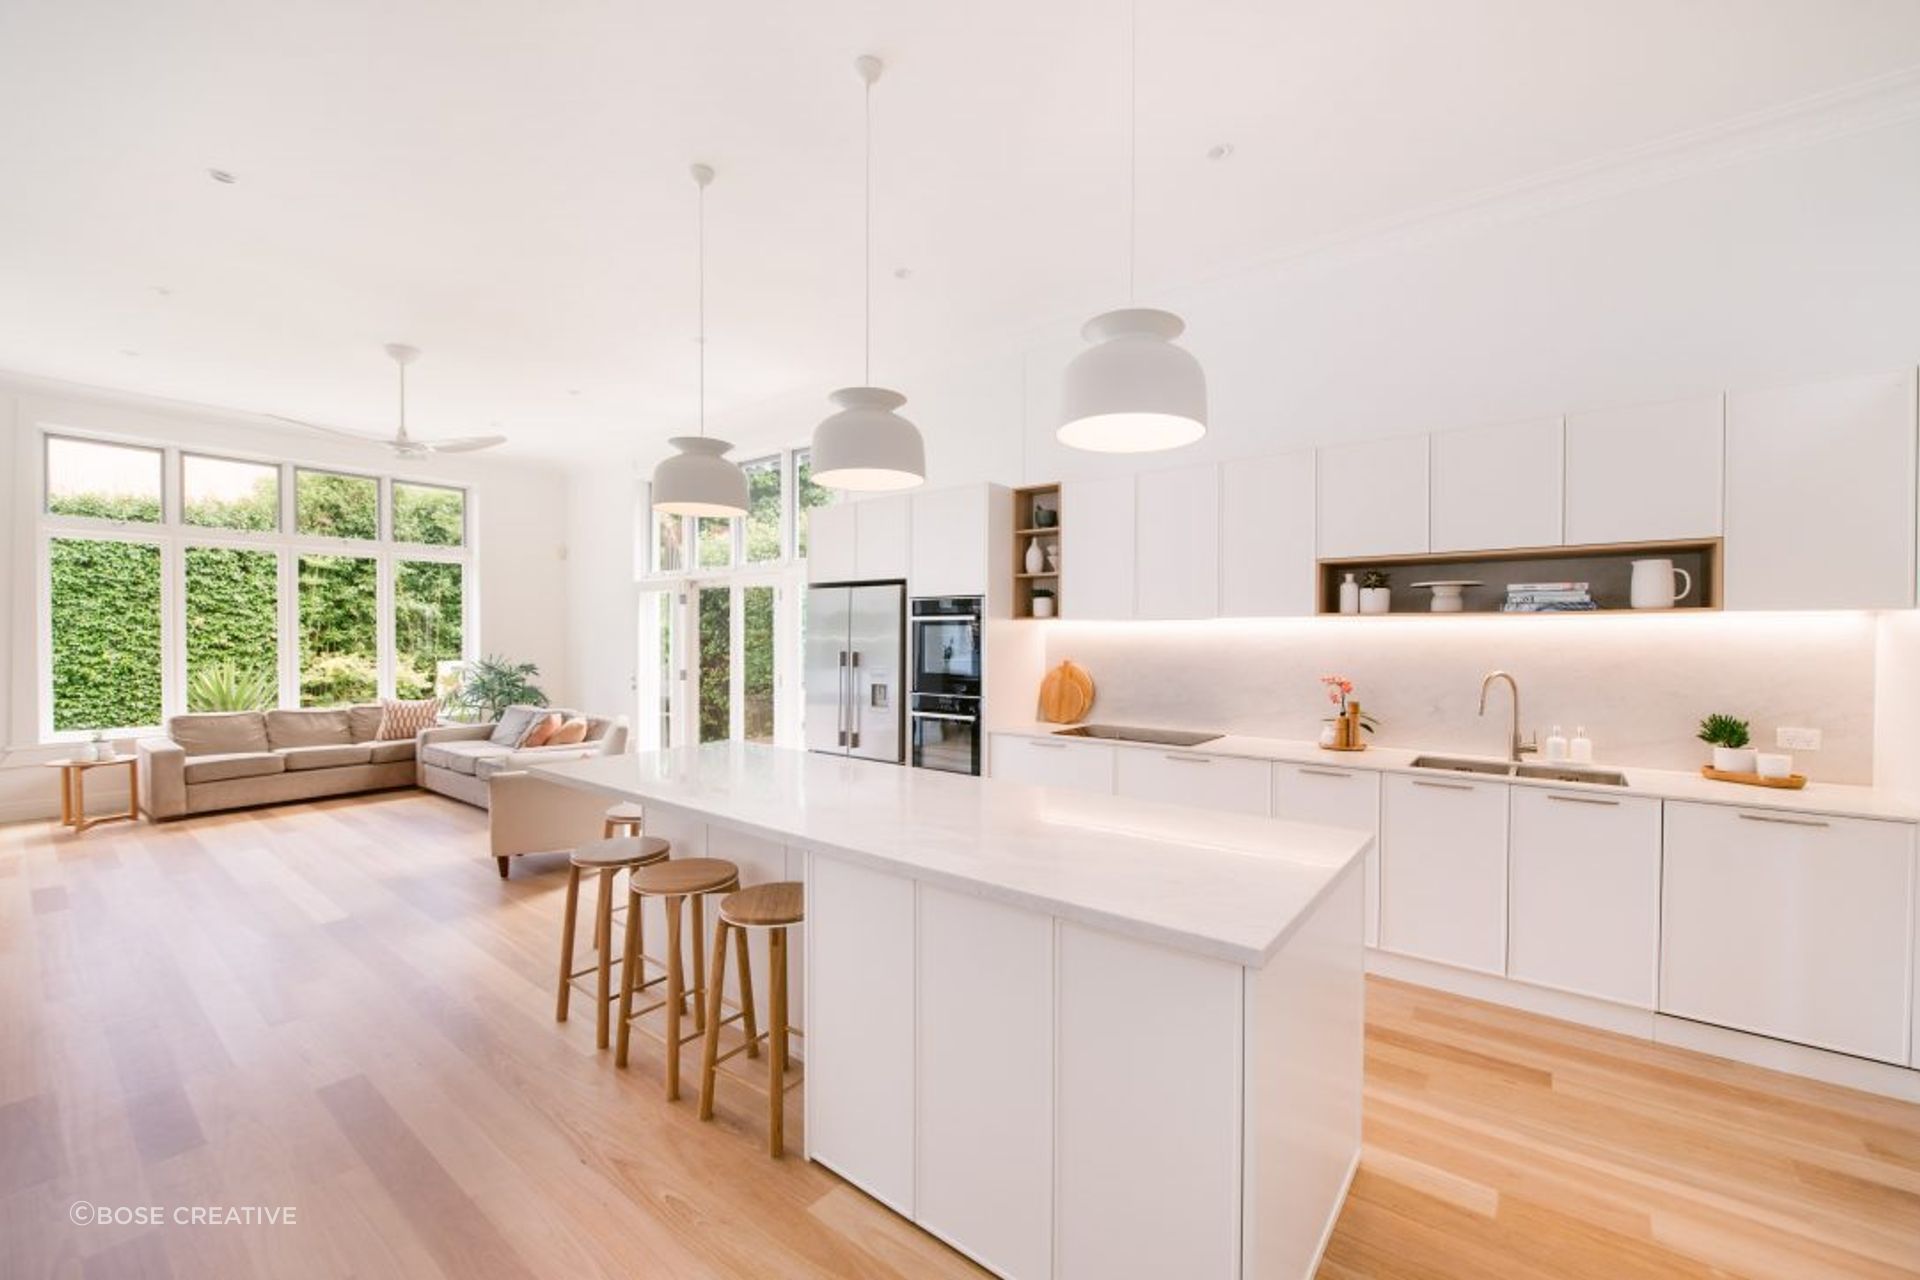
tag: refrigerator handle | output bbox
[848,650,862,749]
[837,650,850,746]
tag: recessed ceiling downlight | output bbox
[207,168,237,184]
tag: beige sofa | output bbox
[416,706,628,810]
[138,704,416,820]
[486,769,620,878]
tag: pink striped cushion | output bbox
[375,698,440,741]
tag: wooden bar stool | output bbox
[615,857,743,1100]
[602,801,646,840]
[698,881,805,1157]
[555,835,670,1050]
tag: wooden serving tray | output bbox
[1321,743,1370,753]
[1700,766,1807,790]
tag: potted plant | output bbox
[1698,713,1755,773]
[448,655,548,723]
[1318,674,1379,749]
[1359,570,1391,615]
[1030,587,1056,619]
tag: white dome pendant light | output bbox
[1057,0,1207,453]
[653,163,750,517]
[810,55,926,492]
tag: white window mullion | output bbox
[375,553,396,702]
[161,536,186,721]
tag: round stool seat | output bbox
[604,801,646,824]
[570,835,671,869]
[630,857,739,897]
[720,882,805,929]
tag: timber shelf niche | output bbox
[1315,538,1723,616]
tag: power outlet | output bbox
[1776,726,1822,751]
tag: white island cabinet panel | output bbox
[1116,748,1269,816]
[708,825,805,1036]
[1135,463,1220,619]
[988,734,1115,794]
[806,854,916,1214]
[1272,763,1381,947]
[1507,789,1661,1007]
[1318,435,1428,558]
[1726,369,1917,610]
[1380,774,1509,974]
[1564,394,1723,544]
[1661,802,1914,1064]
[1221,450,1317,617]
[916,887,1053,1280]
[1430,417,1564,553]
[1061,475,1136,619]
[1056,921,1244,1280]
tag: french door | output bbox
[641,576,797,749]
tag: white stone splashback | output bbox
[1041,612,1879,783]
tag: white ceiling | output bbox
[3,0,1918,463]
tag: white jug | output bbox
[1629,558,1693,610]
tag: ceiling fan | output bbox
[272,343,507,456]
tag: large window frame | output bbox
[35,427,475,740]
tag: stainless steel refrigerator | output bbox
[805,581,906,763]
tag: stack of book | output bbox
[1503,581,1597,612]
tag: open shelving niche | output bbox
[1315,538,1723,616]
[1012,483,1062,619]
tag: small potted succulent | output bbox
[1030,586,1056,619]
[1698,713,1755,773]
[1359,570,1391,615]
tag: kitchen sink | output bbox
[1052,724,1224,747]
[1409,754,1628,787]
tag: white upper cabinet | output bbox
[1061,475,1135,620]
[910,485,988,597]
[807,502,859,583]
[1318,435,1428,558]
[1221,450,1316,616]
[1725,369,1917,610]
[1564,394,1723,544]
[1135,464,1220,619]
[1429,417,1564,552]
[854,494,911,581]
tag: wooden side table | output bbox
[45,756,140,834]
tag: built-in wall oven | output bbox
[910,595,983,775]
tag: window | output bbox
[183,454,278,531]
[393,481,464,546]
[185,546,279,711]
[296,468,379,540]
[697,585,731,742]
[742,585,776,743]
[697,517,733,569]
[653,508,685,574]
[742,456,783,564]
[794,448,832,559]
[46,436,162,522]
[298,554,378,706]
[394,561,464,698]
[48,537,163,730]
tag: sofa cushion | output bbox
[421,740,512,775]
[489,705,548,747]
[365,739,417,764]
[347,703,385,743]
[376,697,440,741]
[169,712,270,757]
[266,708,353,750]
[521,712,562,748]
[474,745,595,780]
[278,743,373,771]
[548,717,588,746]
[183,751,286,784]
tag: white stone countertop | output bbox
[529,743,1371,968]
[988,723,1920,822]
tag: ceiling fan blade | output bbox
[422,435,508,454]
[266,413,392,445]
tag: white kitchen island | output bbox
[531,743,1370,1280]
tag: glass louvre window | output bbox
[46,437,162,522]
[183,455,278,531]
[48,537,163,730]
[296,469,379,540]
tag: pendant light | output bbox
[653,163,750,517]
[810,54,926,491]
[1057,0,1207,453]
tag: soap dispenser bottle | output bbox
[1338,573,1360,615]
[1569,726,1593,764]
[1544,725,1569,763]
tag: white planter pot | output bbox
[1031,597,1055,618]
[1711,746,1757,773]
[1359,587,1390,615]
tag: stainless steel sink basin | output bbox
[1409,754,1628,787]
[1052,724,1224,747]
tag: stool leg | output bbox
[698,919,730,1121]
[594,869,616,1049]
[615,888,644,1067]
[664,894,684,1100]
[734,925,759,1059]
[690,893,708,1035]
[769,927,789,1157]
[555,865,582,1022]
[602,818,616,840]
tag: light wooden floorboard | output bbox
[2,791,1916,1279]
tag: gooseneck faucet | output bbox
[1478,670,1537,763]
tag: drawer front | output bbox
[1273,764,1382,946]
[1115,749,1270,816]
[1380,774,1510,974]
[987,735,1116,795]
[1661,802,1915,1063]
[1507,788,1661,1007]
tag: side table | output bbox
[45,756,140,834]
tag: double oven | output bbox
[909,595,983,776]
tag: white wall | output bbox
[564,461,644,730]
[0,373,571,821]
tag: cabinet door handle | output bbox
[1738,811,1830,828]
[1548,793,1620,807]
[1412,779,1475,792]
[1298,767,1354,779]
[1029,740,1068,750]
[1163,754,1212,764]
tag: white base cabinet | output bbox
[1507,788,1661,1007]
[1116,748,1269,815]
[988,734,1115,794]
[1272,763,1381,947]
[1380,774,1508,974]
[1661,802,1915,1064]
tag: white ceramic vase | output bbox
[1359,587,1390,615]
[1024,539,1044,575]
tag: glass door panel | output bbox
[697,585,731,743]
[743,585,776,743]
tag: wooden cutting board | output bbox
[1037,660,1095,724]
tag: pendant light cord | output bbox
[396,358,408,442]
[697,173,707,437]
[863,67,874,384]
[1127,0,1138,304]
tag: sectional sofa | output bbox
[416,706,628,809]
[138,703,418,820]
